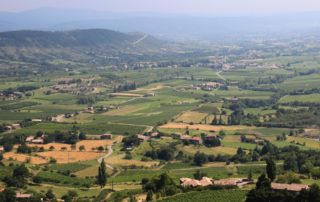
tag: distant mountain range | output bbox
[1,8,320,40]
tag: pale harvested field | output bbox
[104,105,142,116]
[175,111,208,124]
[133,84,166,92]
[37,151,103,164]
[180,145,237,155]
[28,139,116,152]
[59,113,93,123]
[287,136,320,149]
[106,154,159,168]
[109,93,143,97]
[3,152,48,164]
[160,123,255,131]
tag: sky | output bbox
[1,0,320,15]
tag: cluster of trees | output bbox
[44,129,86,144]
[113,82,137,92]
[202,136,221,147]
[145,146,176,161]
[142,173,178,201]
[3,164,30,188]
[122,135,141,149]
[77,95,96,105]
[1,85,39,96]
[247,173,320,202]
[58,79,82,85]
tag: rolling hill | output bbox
[0,29,168,67]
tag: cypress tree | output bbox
[98,159,107,188]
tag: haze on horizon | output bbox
[2,0,320,16]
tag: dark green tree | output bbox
[193,152,208,166]
[45,189,56,200]
[97,159,107,188]
[146,190,153,201]
[266,158,276,181]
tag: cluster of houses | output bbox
[0,91,24,101]
[100,133,112,140]
[173,133,219,145]
[192,82,221,91]
[4,123,21,131]
[84,105,119,114]
[180,177,253,188]
[25,135,45,144]
[180,177,310,192]
[51,83,95,95]
[137,132,161,142]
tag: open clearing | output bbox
[37,151,103,164]
[3,152,48,164]
[106,154,159,168]
[109,93,144,97]
[28,139,115,152]
[175,111,208,123]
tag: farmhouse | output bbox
[84,106,94,113]
[31,139,44,144]
[4,125,12,130]
[100,133,112,140]
[26,135,44,144]
[180,177,213,187]
[5,123,21,130]
[25,136,34,142]
[190,137,203,144]
[271,183,309,192]
[192,82,221,91]
[31,119,42,122]
[16,192,32,199]
[137,134,150,142]
[150,132,160,138]
[213,178,252,187]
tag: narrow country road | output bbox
[97,145,114,169]
[133,34,149,45]
[216,71,226,81]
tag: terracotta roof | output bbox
[271,183,309,192]
[25,136,34,142]
[137,134,150,141]
[16,193,32,198]
[180,177,213,187]
[180,135,191,140]
[213,178,243,186]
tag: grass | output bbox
[175,111,208,124]
[279,94,320,103]
[36,171,94,186]
[50,162,91,173]
[158,189,248,202]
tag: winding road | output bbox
[97,145,114,169]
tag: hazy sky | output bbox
[1,0,320,15]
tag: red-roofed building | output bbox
[100,133,112,140]
[271,183,309,192]
[190,136,203,145]
[16,192,32,199]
